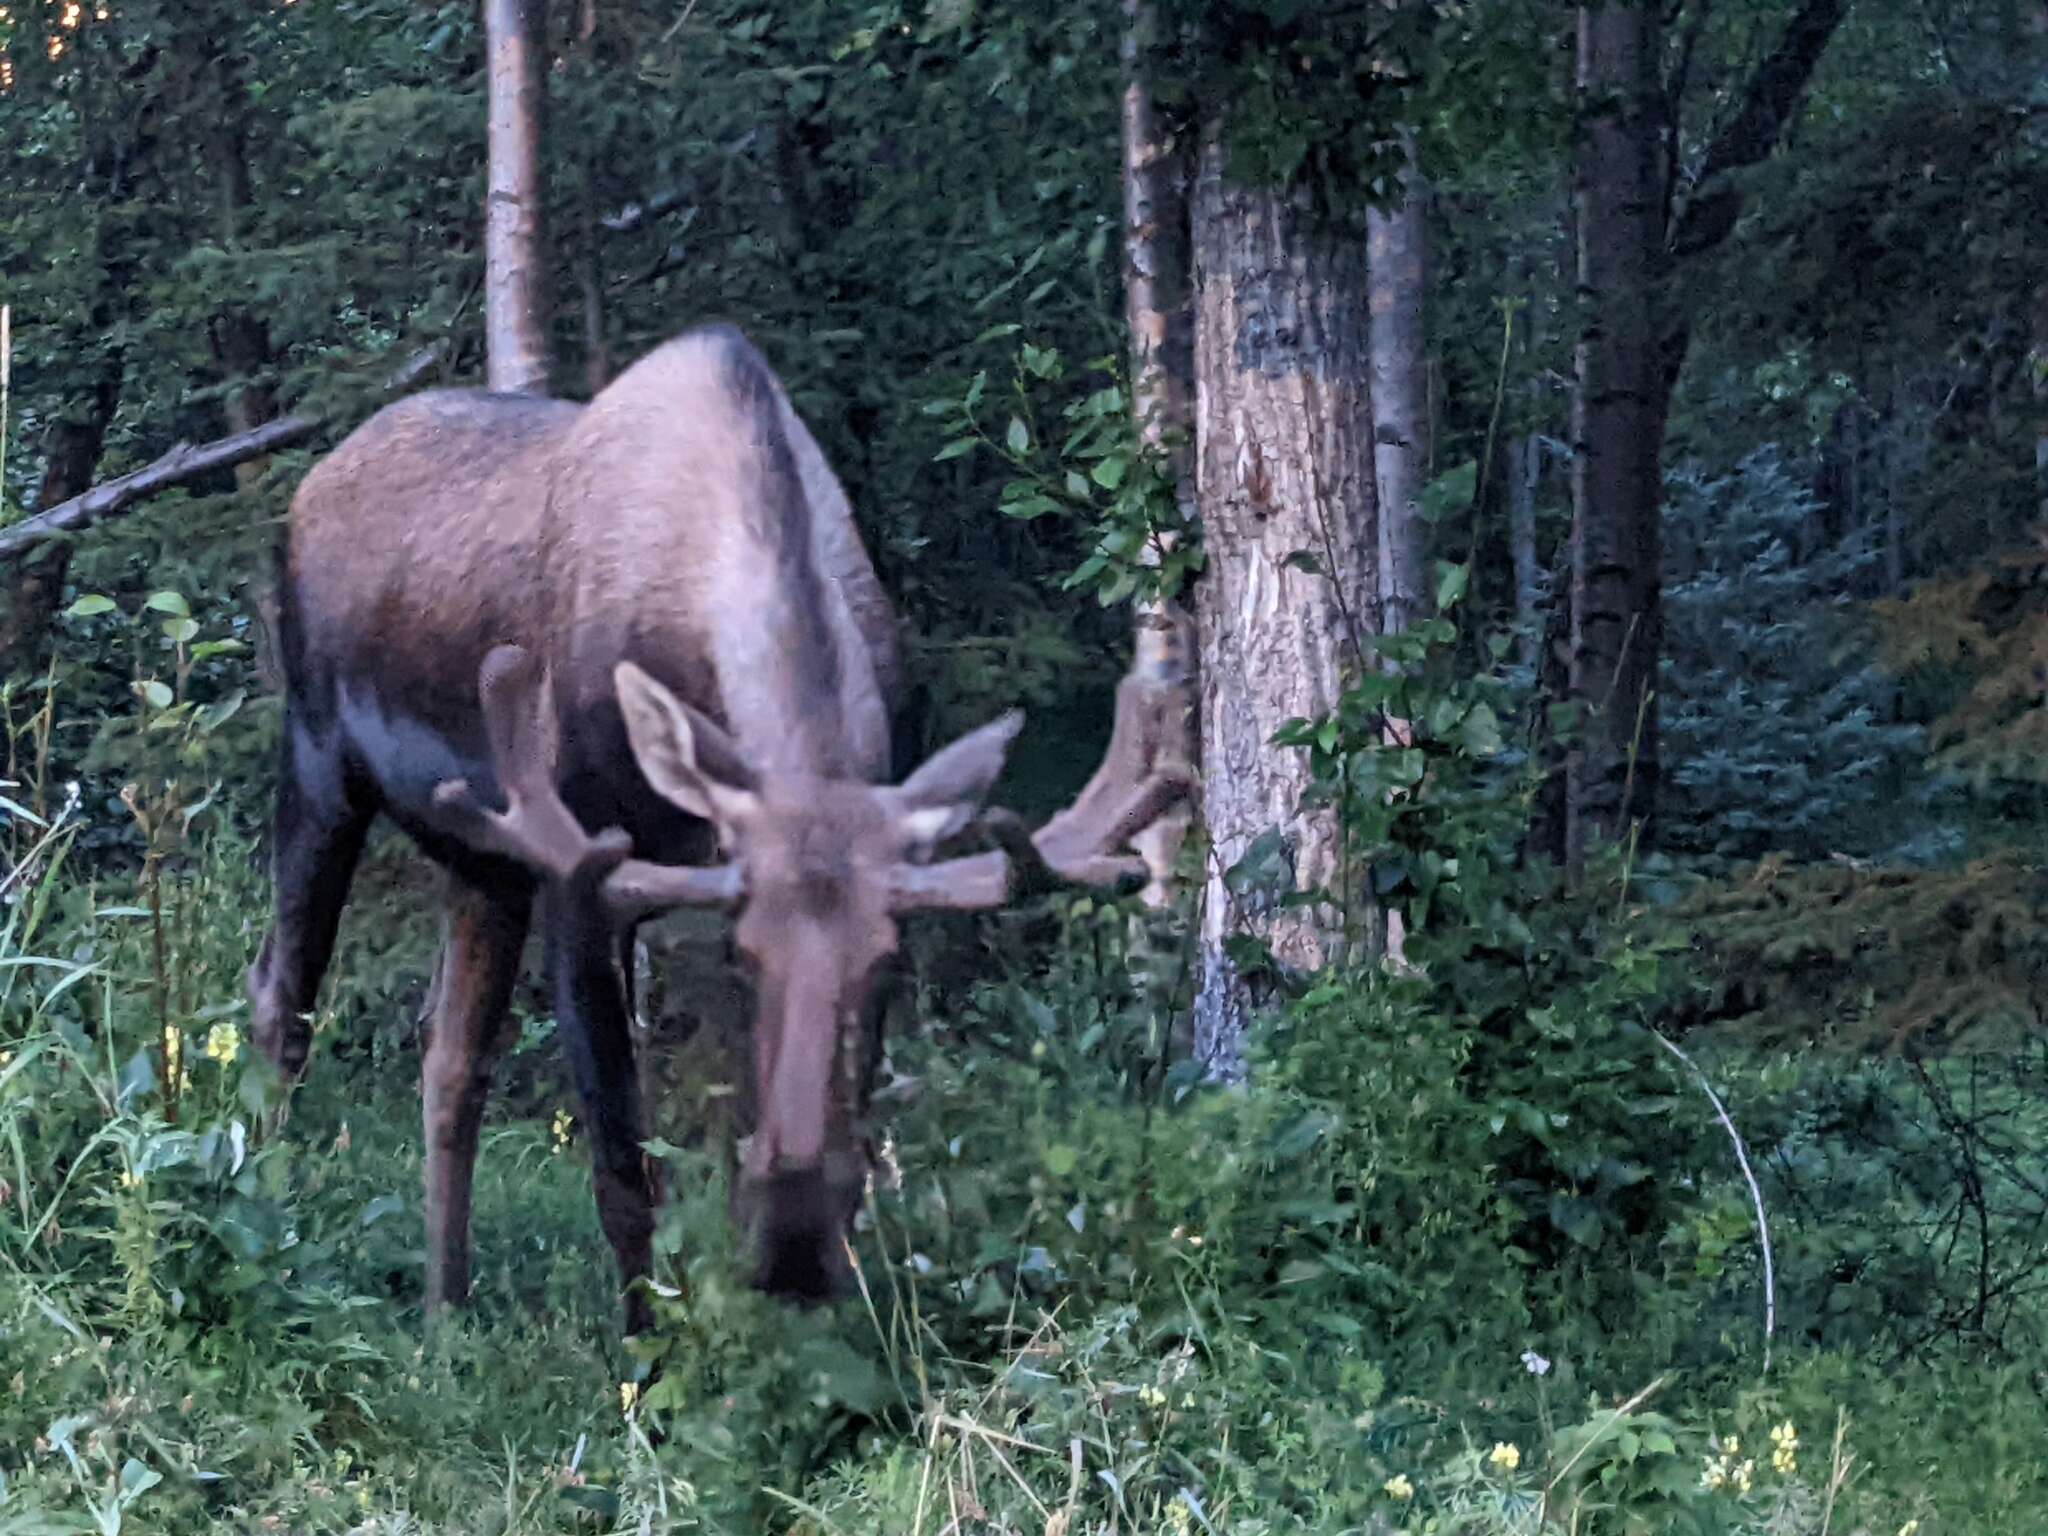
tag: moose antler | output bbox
[433,646,743,919]
[895,651,1197,910]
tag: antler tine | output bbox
[950,656,1194,903]
[1025,657,1195,886]
[433,645,633,887]
[434,646,746,921]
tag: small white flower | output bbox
[1520,1349,1551,1377]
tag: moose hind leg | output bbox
[249,725,373,1083]
[548,899,658,1336]
[421,869,533,1313]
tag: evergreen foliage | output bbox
[1660,447,1926,866]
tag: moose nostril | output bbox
[741,1167,853,1304]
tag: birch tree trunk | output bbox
[485,0,550,394]
[1120,0,1195,916]
[1367,137,1428,639]
[1566,3,1665,876]
[1190,131,1378,1078]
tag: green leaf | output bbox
[1044,1143,1078,1177]
[1006,416,1030,455]
[1459,701,1503,756]
[1089,454,1127,490]
[1434,562,1470,612]
[67,594,117,618]
[162,616,200,645]
[933,438,976,462]
[138,680,175,710]
[144,590,191,617]
[1418,459,1477,523]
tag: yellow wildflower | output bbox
[1701,1458,1728,1492]
[1164,1495,1192,1536]
[1770,1419,1799,1474]
[1734,1458,1755,1494]
[119,1168,142,1191]
[619,1380,639,1416]
[203,1023,240,1065]
[1898,1522,1920,1536]
[552,1110,574,1151]
[1137,1384,1166,1409]
[1382,1474,1414,1501]
[1488,1442,1521,1473]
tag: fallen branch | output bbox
[0,345,444,566]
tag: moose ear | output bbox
[614,662,759,831]
[892,711,1024,852]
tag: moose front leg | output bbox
[250,724,375,1084]
[420,869,533,1314]
[547,896,658,1337]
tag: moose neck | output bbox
[708,528,862,780]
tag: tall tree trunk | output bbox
[1120,0,1195,918]
[2032,282,2048,526]
[1566,3,1666,877]
[1368,135,1428,639]
[485,0,550,394]
[1189,130,1378,1078]
[0,368,121,679]
[1509,434,1543,669]
[207,64,278,491]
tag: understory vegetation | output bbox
[3,584,2044,1535]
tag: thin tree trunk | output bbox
[1120,0,1195,917]
[0,368,121,677]
[485,0,550,394]
[1509,434,1543,669]
[206,61,277,491]
[1566,3,1666,877]
[1189,129,1378,1079]
[2033,283,2048,526]
[1368,134,1428,639]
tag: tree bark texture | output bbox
[1189,132,1378,1078]
[1120,0,1196,915]
[1367,136,1429,639]
[485,0,550,395]
[1567,3,1666,876]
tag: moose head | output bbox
[434,643,1192,1300]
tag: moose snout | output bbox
[735,1161,863,1304]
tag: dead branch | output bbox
[0,345,443,566]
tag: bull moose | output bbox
[248,323,1191,1331]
